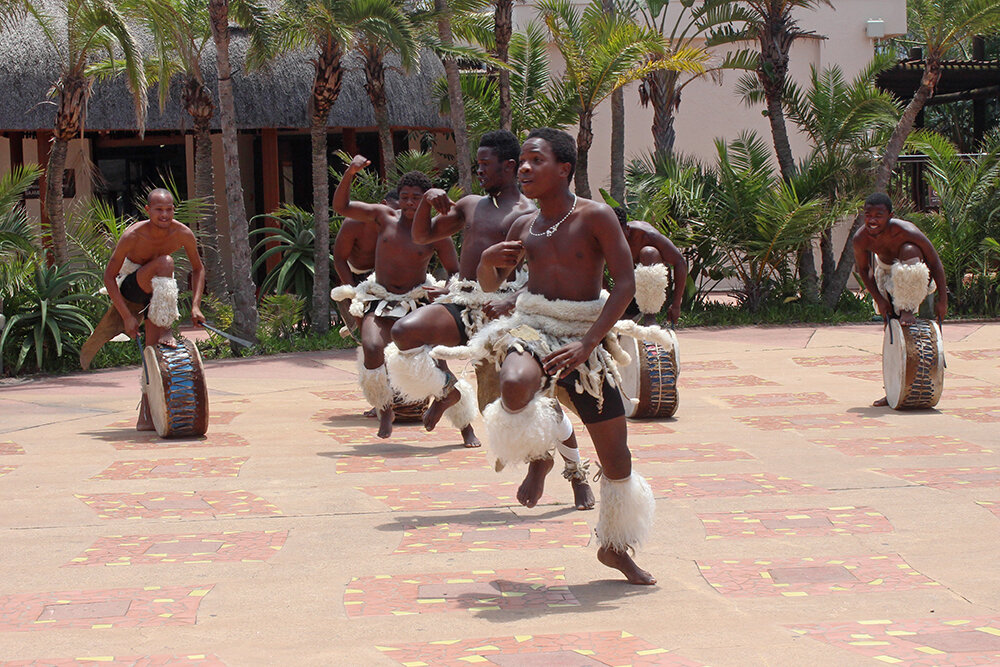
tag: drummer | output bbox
[614,208,687,326]
[98,188,206,430]
[853,192,947,406]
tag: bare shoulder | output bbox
[337,218,364,235]
[892,218,928,239]
[852,225,871,247]
[579,199,618,228]
[172,221,196,240]
[629,219,660,238]
[509,210,535,239]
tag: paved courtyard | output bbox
[0,320,998,666]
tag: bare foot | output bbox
[572,479,595,510]
[899,310,916,326]
[377,408,394,439]
[136,396,155,431]
[363,407,376,418]
[517,457,554,508]
[422,387,460,432]
[157,332,178,347]
[597,545,656,585]
[873,396,888,407]
[461,425,481,448]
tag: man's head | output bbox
[477,129,520,193]
[396,171,433,219]
[863,192,893,236]
[383,187,400,210]
[146,188,175,228]
[518,128,576,198]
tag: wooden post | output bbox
[260,128,281,272]
[36,130,52,261]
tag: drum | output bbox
[618,331,679,419]
[142,340,210,437]
[882,318,944,409]
[392,397,428,422]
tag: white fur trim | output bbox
[614,320,680,378]
[101,258,143,295]
[634,263,669,315]
[556,412,574,441]
[595,472,655,552]
[482,394,560,467]
[386,344,447,402]
[443,379,478,430]
[331,284,356,302]
[889,261,933,313]
[357,353,393,410]
[147,276,180,328]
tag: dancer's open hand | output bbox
[484,294,517,320]
[543,341,595,376]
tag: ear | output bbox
[558,162,571,181]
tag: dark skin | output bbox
[104,189,206,431]
[853,202,948,406]
[622,220,688,326]
[333,156,460,438]
[479,137,653,585]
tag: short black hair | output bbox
[397,171,433,193]
[613,206,628,228]
[148,188,174,204]
[384,188,399,202]
[864,192,893,212]
[526,127,576,180]
[479,129,520,163]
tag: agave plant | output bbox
[250,204,334,306]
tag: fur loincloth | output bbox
[634,263,669,315]
[331,274,440,319]
[875,258,936,314]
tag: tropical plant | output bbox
[536,0,707,197]
[258,293,306,340]
[7,0,147,266]
[0,263,98,373]
[0,164,44,327]
[250,204,335,310]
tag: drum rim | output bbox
[142,344,170,437]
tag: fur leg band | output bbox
[889,261,933,313]
[556,412,574,441]
[148,276,180,328]
[595,472,655,552]
[634,264,669,315]
[357,355,393,410]
[443,379,478,430]
[482,394,561,468]
[385,344,448,402]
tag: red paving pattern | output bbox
[793,355,878,367]
[318,423,462,446]
[944,386,1000,400]
[0,441,25,455]
[682,375,778,389]
[720,392,835,408]
[105,412,241,429]
[110,432,249,451]
[335,448,490,474]
[311,389,366,402]
[92,456,248,480]
[951,348,1000,360]
[810,435,991,457]
[623,422,677,436]
[699,507,892,539]
[357,481,535,511]
[648,473,826,498]
[394,517,591,554]
[633,443,753,463]
[684,360,738,372]
[875,467,1000,489]
[736,413,889,431]
[0,466,16,478]
[0,654,226,666]
[377,630,704,666]
[698,554,937,598]
[0,585,213,631]
[943,406,1000,423]
[76,490,282,520]
[977,500,1000,519]
[831,369,884,382]
[344,567,576,617]
[788,616,1000,665]
[65,531,287,566]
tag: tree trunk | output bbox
[185,76,229,300]
[575,110,593,199]
[435,0,473,194]
[209,0,258,343]
[602,0,624,203]
[821,61,943,309]
[363,46,396,178]
[647,69,679,157]
[44,138,69,265]
[494,0,513,131]
[819,226,834,295]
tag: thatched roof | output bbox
[0,9,450,132]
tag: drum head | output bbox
[142,345,169,437]
[143,341,209,438]
[618,336,642,418]
[882,319,906,409]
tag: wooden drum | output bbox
[392,397,428,423]
[882,318,944,410]
[142,340,210,437]
[618,331,680,419]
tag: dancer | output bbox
[853,192,947,406]
[81,188,206,430]
[331,158,459,438]
[615,208,687,326]
[435,129,664,584]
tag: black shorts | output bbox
[623,297,640,319]
[556,371,625,424]
[440,302,470,344]
[120,272,151,307]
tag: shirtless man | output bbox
[853,192,947,407]
[98,188,206,430]
[474,128,655,584]
[615,208,688,327]
[331,159,459,438]
[333,188,398,288]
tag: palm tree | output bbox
[208,0,274,342]
[126,0,229,300]
[537,0,706,198]
[493,0,514,130]
[11,1,147,266]
[432,0,475,194]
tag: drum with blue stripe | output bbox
[142,340,209,437]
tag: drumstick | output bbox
[201,321,254,348]
[136,336,149,386]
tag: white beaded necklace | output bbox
[528,195,577,238]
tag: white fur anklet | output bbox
[443,379,478,430]
[889,261,933,313]
[148,276,180,328]
[357,354,393,411]
[385,344,448,402]
[634,264,669,315]
[482,394,561,468]
[595,472,654,553]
